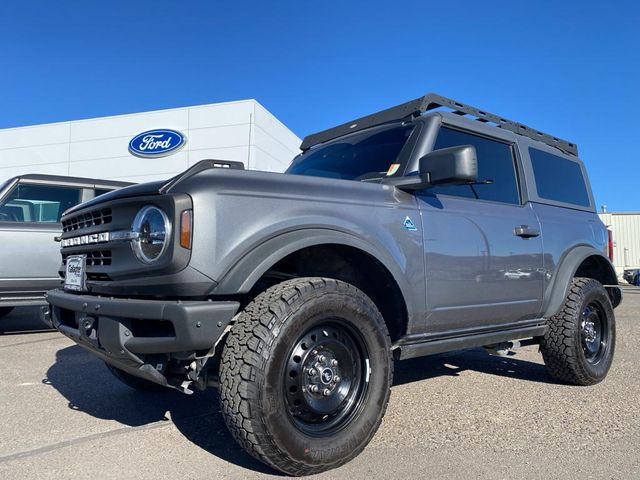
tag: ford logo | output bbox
[128,129,187,158]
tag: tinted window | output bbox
[286,125,414,181]
[425,127,520,204]
[0,184,82,222]
[94,189,112,197]
[529,148,590,207]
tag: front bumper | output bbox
[45,289,239,388]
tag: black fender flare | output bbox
[213,227,413,309]
[543,246,619,318]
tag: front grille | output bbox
[62,208,113,233]
[60,271,111,281]
[63,250,112,266]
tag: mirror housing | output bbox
[383,145,478,191]
[421,145,477,186]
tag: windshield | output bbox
[0,178,14,194]
[286,124,414,181]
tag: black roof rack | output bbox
[300,93,578,156]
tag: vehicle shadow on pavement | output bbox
[43,345,280,476]
[393,347,556,386]
[44,344,555,474]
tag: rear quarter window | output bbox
[529,148,590,207]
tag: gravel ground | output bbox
[0,287,638,479]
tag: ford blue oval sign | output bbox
[128,129,187,158]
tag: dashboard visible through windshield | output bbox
[286,124,414,181]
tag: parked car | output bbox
[0,174,130,318]
[623,268,640,285]
[44,93,621,475]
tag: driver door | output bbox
[417,126,544,334]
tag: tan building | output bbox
[598,211,640,276]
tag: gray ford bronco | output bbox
[44,93,622,476]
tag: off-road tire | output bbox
[218,277,393,476]
[105,362,169,392]
[0,307,15,319]
[540,277,615,385]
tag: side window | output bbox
[94,189,112,198]
[0,184,82,223]
[426,127,520,205]
[529,148,590,207]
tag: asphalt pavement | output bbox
[0,288,638,479]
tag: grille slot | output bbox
[62,208,112,232]
[63,250,112,266]
[60,271,111,281]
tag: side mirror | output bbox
[383,145,478,191]
[419,145,477,186]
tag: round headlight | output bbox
[131,206,170,264]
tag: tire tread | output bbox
[540,277,614,386]
[218,277,392,476]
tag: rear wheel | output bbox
[219,277,393,476]
[0,307,15,319]
[105,363,169,392]
[540,277,615,385]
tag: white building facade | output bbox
[599,212,640,275]
[0,100,301,184]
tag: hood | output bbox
[62,159,404,218]
[63,178,168,215]
[62,159,245,215]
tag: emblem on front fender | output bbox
[403,216,417,231]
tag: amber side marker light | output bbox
[180,210,192,249]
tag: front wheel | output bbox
[540,277,615,385]
[219,278,393,476]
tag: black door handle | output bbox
[514,225,540,238]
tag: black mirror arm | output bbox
[382,174,431,191]
[471,179,493,185]
[384,176,493,194]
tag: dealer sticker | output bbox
[64,255,87,292]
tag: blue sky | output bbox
[1,1,638,210]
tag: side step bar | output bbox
[393,325,547,360]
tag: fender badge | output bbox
[403,216,417,231]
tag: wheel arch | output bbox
[544,246,620,318]
[214,229,413,342]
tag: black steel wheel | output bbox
[540,277,616,385]
[219,278,393,476]
[284,322,369,436]
[580,302,608,365]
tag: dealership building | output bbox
[0,100,301,184]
